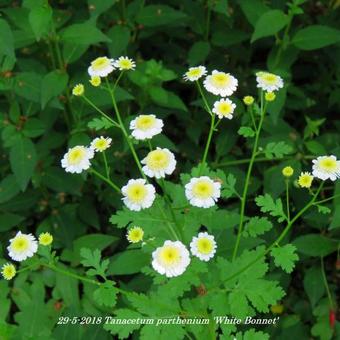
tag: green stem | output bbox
[82,95,120,128]
[285,179,290,222]
[204,0,212,41]
[105,78,146,179]
[313,193,340,206]
[320,257,334,309]
[200,113,216,174]
[232,92,266,261]
[103,151,110,179]
[196,81,213,116]
[90,168,120,193]
[147,140,153,151]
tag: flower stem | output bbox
[285,179,290,222]
[232,92,266,261]
[90,168,120,193]
[321,257,334,310]
[102,151,110,179]
[200,113,216,174]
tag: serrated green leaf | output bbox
[264,141,292,159]
[255,194,286,222]
[271,244,299,273]
[93,281,118,307]
[243,216,273,237]
[87,117,114,130]
[238,126,255,138]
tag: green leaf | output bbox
[239,0,270,26]
[149,87,187,111]
[93,281,118,307]
[80,248,109,277]
[88,0,117,18]
[293,234,338,257]
[221,173,239,199]
[28,4,52,41]
[303,266,325,307]
[61,21,111,45]
[0,175,20,203]
[87,117,114,130]
[292,25,340,50]
[107,25,131,58]
[317,205,331,214]
[264,141,292,159]
[255,194,286,222]
[9,137,37,191]
[0,19,15,60]
[243,216,273,238]
[22,118,46,138]
[271,244,299,273]
[188,41,210,65]
[236,329,270,340]
[41,70,68,109]
[238,126,255,138]
[251,10,288,42]
[0,213,24,232]
[136,5,187,27]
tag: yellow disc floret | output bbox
[319,157,337,172]
[159,245,181,265]
[192,181,214,199]
[67,146,87,165]
[196,238,214,254]
[11,235,29,253]
[72,84,84,96]
[39,232,53,246]
[126,183,148,203]
[211,72,231,88]
[127,227,144,243]
[135,115,156,131]
[265,92,276,101]
[146,149,170,171]
[243,96,254,105]
[298,172,314,188]
[89,76,101,87]
[282,166,294,177]
[1,263,16,280]
[91,57,111,72]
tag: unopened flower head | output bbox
[312,155,340,181]
[113,56,136,71]
[1,263,16,280]
[7,231,38,262]
[256,71,284,92]
[282,166,294,177]
[90,136,112,152]
[203,70,238,97]
[265,92,276,101]
[72,84,84,96]
[212,98,236,119]
[142,147,176,179]
[298,172,314,188]
[121,179,156,211]
[183,66,207,81]
[39,232,53,246]
[243,96,254,105]
[89,76,101,87]
[127,226,144,243]
[88,56,115,77]
[190,232,217,261]
[185,176,221,208]
[130,114,163,140]
[152,240,191,278]
[61,145,94,174]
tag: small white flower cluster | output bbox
[88,56,136,78]
[312,155,340,181]
[61,136,112,174]
[152,232,217,277]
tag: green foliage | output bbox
[243,216,273,237]
[271,244,299,273]
[255,194,286,222]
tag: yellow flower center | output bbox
[39,233,53,246]
[12,236,29,252]
[67,147,86,165]
[217,102,232,116]
[135,115,156,130]
[187,68,201,78]
[90,76,101,87]
[94,139,108,151]
[126,183,148,203]
[128,228,144,243]
[196,238,213,254]
[72,84,84,96]
[192,181,214,198]
[319,157,337,171]
[211,73,230,88]
[119,59,133,69]
[159,246,180,265]
[298,173,313,188]
[146,150,169,170]
[91,57,110,71]
[2,264,16,280]
[262,73,277,84]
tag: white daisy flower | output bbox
[312,155,340,181]
[183,66,207,81]
[121,179,156,211]
[90,136,112,152]
[141,147,176,179]
[185,176,221,208]
[129,114,163,140]
[152,240,191,278]
[203,70,238,97]
[113,56,136,71]
[212,98,236,119]
[88,56,115,77]
[7,231,38,262]
[61,145,94,174]
[256,71,284,92]
[190,232,217,261]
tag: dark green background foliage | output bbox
[0,0,340,339]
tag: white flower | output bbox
[183,66,207,81]
[129,114,163,140]
[88,56,115,77]
[256,71,284,92]
[185,176,221,208]
[7,231,38,262]
[312,155,340,181]
[212,98,236,119]
[121,179,156,211]
[90,136,112,152]
[152,240,191,278]
[113,56,136,71]
[203,70,238,97]
[190,232,217,261]
[61,145,94,174]
[141,147,176,179]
